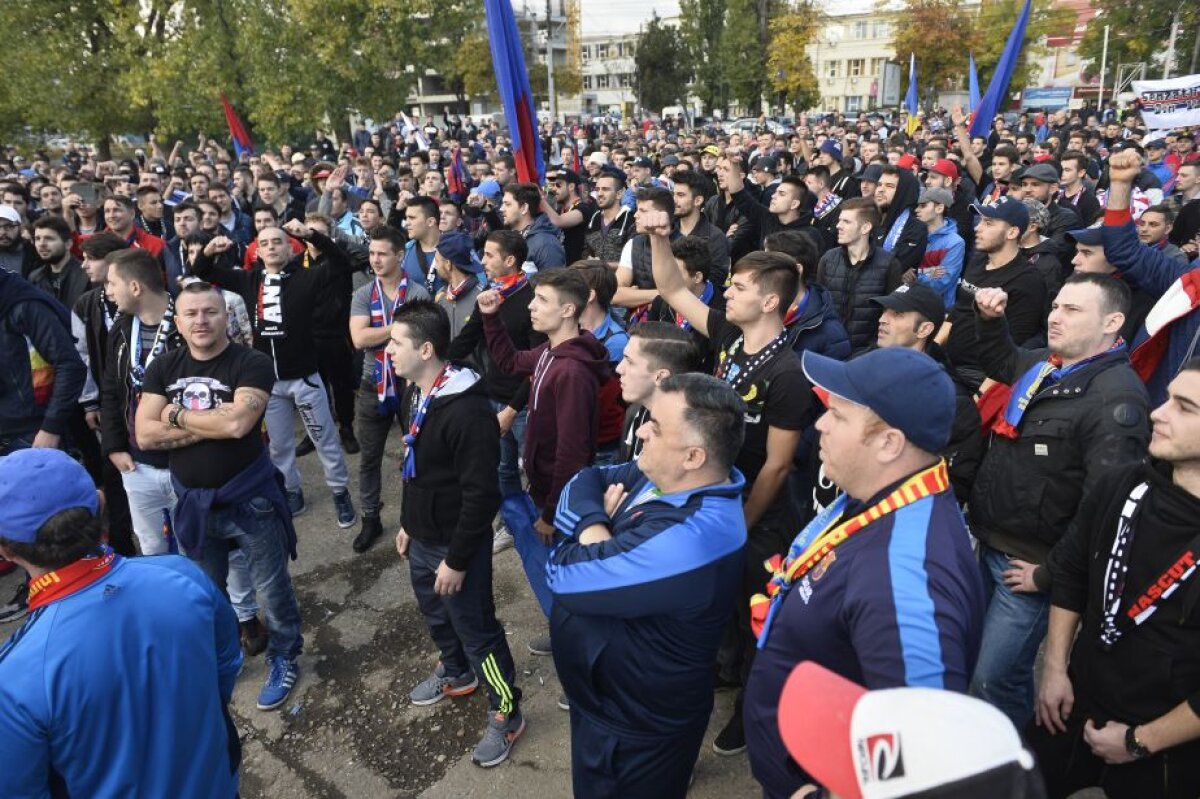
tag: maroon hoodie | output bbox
[483,311,611,523]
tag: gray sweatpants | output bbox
[266,373,350,493]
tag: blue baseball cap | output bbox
[1067,226,1103,246]
[970,197,1029,237]
[0,449,99,544]
[437,231,484,274]
[801,348,955,453]
[820,140,843,161]
[472,179,502,202]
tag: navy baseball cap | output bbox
[820,140,843,161]
[1067,226,1103,246]
[0,449,99,544]
[437,231,483,274]
[802,348,955,453]
[970,198,1029,236]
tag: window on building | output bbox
[846,96,863,112]
[849,59,864,77]
[597,43,610,59]
[826,60,840,79]
[870,57,887,76]
[619,73,632,88]
[626,41,636,57]
[852,21,868,38]
[873,22,890,39]
[582,45,591,61]
[597,74,610,88]
[583,75,593,90]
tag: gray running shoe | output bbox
[409,662,478,706]
[526,634,552,656]
[472,709,526,767]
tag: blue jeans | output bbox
[969,544,1049,729]
[201,496,303,661]
[492,401,528,498]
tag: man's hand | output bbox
[950,104,968,129]
[1108,149,1142,186]
[283,219,311,240]
[640,209,672,239]
[1003,558,1041,593]
[533,518,555,545]
[476,289,501,315]
[603,483,628,518]
[497,405,517,436]
[434,561,466,595]
[324,164,348,193]
[203,235,234,257]
[975,287,1008,319]
[32,430,61,449]
[85,410,101,431]
[1083,719,1134,765]
[901,268,917,285]
[109,452,136,473]
[395,527,411,558]
[1035,667,1075,734]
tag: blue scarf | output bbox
[882,208,911,253]
[994,339,1126,439]
[402,364,459,482]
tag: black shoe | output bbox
[239,617,268,657]
[340,426,360,455]
[353,514,383,553]
[712,711,746,756]
[294,436,316,457]
[0,582,29,624]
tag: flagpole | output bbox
[1098,24,1109,109]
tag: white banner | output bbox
[1132,74,1200,129]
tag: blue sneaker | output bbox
[333,489,357,529]
[257,655,299,710]
[286,489,306,517]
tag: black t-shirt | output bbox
[945,252,1046,378]
[706,307,813,527]
[141,343,275,488]
[563,199,597,264]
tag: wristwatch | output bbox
[168,406,184,429]
[1124,725,1151,760]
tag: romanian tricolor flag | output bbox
[221,94,255,160]
[485,0,545,184]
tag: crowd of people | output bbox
[0,102,1199,799]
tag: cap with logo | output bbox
[820,140,844,161]
[970,197,1030,236]
[752,156,779,173]
[702,144,722,158]
[929,159,959,180]
[871,284,947,331]
[630,156,653,169]
[0,449,99,545]
[778,661,1044,799]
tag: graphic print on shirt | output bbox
[164,376,233,410]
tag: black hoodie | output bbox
[729,187,825,258]
[872,169,928,273]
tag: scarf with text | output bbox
[402,364,460,482]
[490,272,528,302]
[675,282,714,331]
[28,546,119,611]
[370,275,409,413]
[256,272,287,339]
[129,299,177,390]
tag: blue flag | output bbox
[968,51,981,113]
[969,0,1033,139]
[485,0,545,184]
[905,53,920,135]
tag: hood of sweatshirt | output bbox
[526,213,561,240]
[547,330,611,376]
[879,168,922,230]
[427,365,485,409]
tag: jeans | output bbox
[265,374,350,493]
[355,379,405,517]
[409,538,521,714]
[969,544,1049,729]
[201,496,303,660]
[491,400,528,499]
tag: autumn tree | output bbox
[1078,0,1198,80]
[971,0,1076,91]
[767,10,821,113]
[890,0,975,99]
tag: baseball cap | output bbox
[290,152,307,165]
[1067,226,1103,246]
[312,168,332,180]
[752,156,779,173]
[662,154,681,167]
[0,205,20,225]
[970,197,1029,236]
[1020,163,1060,183]
[436,231,484,274]
[547,168,584,185]
[586,152,609,167]
[862,164,885,183]
[917,187,954,208]
[820,140,844,161]
[872,284,947,331]
[0,449,99,544]
[801,348,955,453]
[897,154,919,171]
[630,156,653,169]
[929,159,959,180]
[702,144,722,157]
[472,179,502,202]
[778,662,1043,799]
[1111,139,1144,155]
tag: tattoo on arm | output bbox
[155,433,203,450]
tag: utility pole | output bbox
[1162,10,1179,79]
[1098,24,1109,110]
[1191,18,1200,74]
[545,0,557,122]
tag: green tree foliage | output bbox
[1078,0,1198,80]
[634,14,693,112]
[972,0,1075,91]
[890,0,976,98]
[678,0,729,113]
[723,0,768,113]
[767,11,821,112]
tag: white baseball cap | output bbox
[0,205,21,225]
[779,662,1044,799]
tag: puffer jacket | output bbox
[816,244,904,354]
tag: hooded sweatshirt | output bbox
[918,219,966,309]
[482,313,611,523]
[872,169,928,273]
[522,214,567,272]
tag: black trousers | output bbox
[313,334,357,430]
[67,410,134,556]
[569,709,706,799]
[1026,707,1200,799]
[409,537,521,714]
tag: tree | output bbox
[679,0,729,114]
[634,14,693,113]
[1078,0,1198,80]
[890,0,975,99]
[723,0,768,113]
[971,0,1075,92]
[767,11,821,112]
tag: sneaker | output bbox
[333,489,357,529]
[410,662,479,706]
[294,436,316,457]
[472,709,526,767]
[340,426,360,455]
[492,528,514,554]
[712,711,746,756]
[556,692,570,711]
[526,634,552,656]
[286,489,306,517]
[239,617,268,657]
[0,582,28,624]
[256,656,299,711]
[352,514,383,553]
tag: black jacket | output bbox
[310,229,368,339]
[816,243,904,353]
[73,286,117,390]
[968,314,1150,562]
[1048,458,1200,725]
[99,310,185,463]
[399,368,502,570]
[871,169,928,273]
[29,259,89,310]
[729,188,824,260]
[583,207,635,264]
[447,279,545,410]
[785,282,851,361]
[679,214,732,288]
[192,231,356,380]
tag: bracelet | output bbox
[168,406,185,429]
[178,408,188,430]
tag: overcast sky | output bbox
[513,0,681,34]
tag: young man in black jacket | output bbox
[389,300,524,769]
[1030,361,1200,799]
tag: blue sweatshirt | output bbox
[0,554,242,799]
[547,462,746,736]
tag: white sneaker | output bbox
[492,528,515,554]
